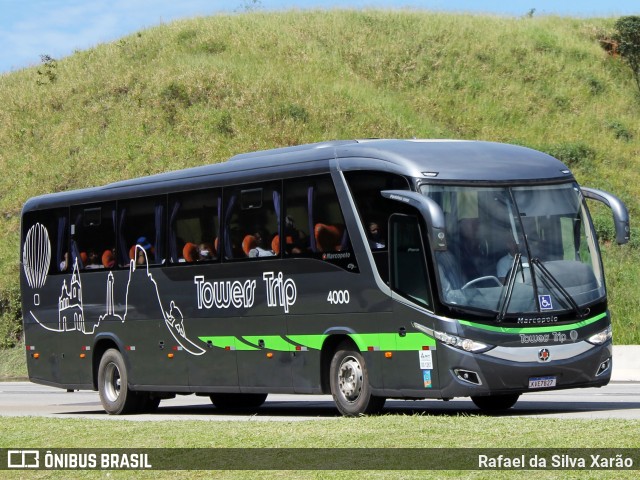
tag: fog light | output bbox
[596,358,611,377]
[454,369,482,385]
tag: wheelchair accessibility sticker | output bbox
[539,295,553,311]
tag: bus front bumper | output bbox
[436,340,612,398]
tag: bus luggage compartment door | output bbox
[235,316,292,391]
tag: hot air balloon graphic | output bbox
[23,223,51,305]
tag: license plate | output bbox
[528,376,556,389]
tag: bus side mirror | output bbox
[581,187,630,245]
[381,190,447,250]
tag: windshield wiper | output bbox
[496,253,521,322]
[531,258,586,319]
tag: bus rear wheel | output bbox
[329,344,385,416]
[210,393,268,411]
[98,348,139,415]
[471,393,520,411]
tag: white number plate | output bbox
[528,376,556,389]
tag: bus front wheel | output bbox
[97,348,138,415]
[471,393,520,411]
[329,344,385,416]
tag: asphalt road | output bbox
[1,381,640,421]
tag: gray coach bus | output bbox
[20,139,629,416]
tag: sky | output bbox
[1,0,639,74]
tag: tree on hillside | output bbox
[613,16,640,94]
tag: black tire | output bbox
[471,393,520,411]
[97,348,139,415]
[210,393,268,411]
[329,343,385,416]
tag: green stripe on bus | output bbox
[348,332,436,351]
[395,333,437,350]
[286,335,327,350]
[198,336,259,351]
[242,336,295,352]
[347,333,379,351]
[199,332,437,352]
[458,312,607,334]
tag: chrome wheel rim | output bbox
[338,356,363,402]
[103,362,121,403]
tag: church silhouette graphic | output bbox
[28,240,205,356]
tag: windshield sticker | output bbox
[539,295,553,311]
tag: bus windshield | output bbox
[420,183,605,318]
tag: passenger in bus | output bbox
[59,252,70,272]
[246,231,275,258]
[136,236,153,265]
[367,221,385,249]
[84,249,103,269]
[198,243,214,261]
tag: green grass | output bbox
[1,10,640,343]
[0,416,639,478]
[601,245,640,343]
[0,344,27,380]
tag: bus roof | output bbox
[23,139,573,212]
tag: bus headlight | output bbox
[434,330,493,353]
[587,325,612,345]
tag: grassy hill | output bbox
[1,10,639,344]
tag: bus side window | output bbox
[117,196,166,267]
[311,178,350,254]
[69,203,116,271]
[223,181,280,260]
[168,189,220,264]
[389,214,432,309]
[22,208,69,275]
[343,171,410,281]
[284,175,357,271]
[282,179,311,256]
[344,171,410,251]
